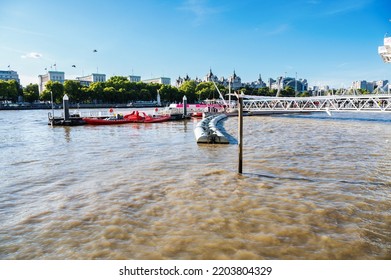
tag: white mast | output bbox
[212,80,228,106]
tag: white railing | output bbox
[242,94,391,113]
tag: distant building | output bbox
[352,79,389,93]
[175,74,192,87]
[204,68,219,83]
[268,78,278,89]
[283,77,308,92]
[228,71,242,90]
[268,76,308,92]
[352,80,375,92]
[142,77,171,85]
[0,70,20,84]
[375,79,389,88]
[311,85,329,96]
[243,74,266,89]
[76,73,106,86]
[175,70,309,93]
[38,71,65,93]
[129,75,141,83]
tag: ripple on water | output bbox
[1,111,391,259]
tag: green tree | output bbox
[89,82,105,103]
[0,80,19,102]
[106,76,129,92]
[140,88,151,100]
[298,91,310,97]
[195,82,217,101]
[146,83,160,99]
[257,87,273,96]
[159,84,180,103]
[64,80,82,103]
[179,80,197,102]
[41,81,64,103]
[281,86,295,97]
[103,87,116,103]
[23,83,39,103]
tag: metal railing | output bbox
[242,94,391,113]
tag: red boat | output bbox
[191,112,203,118]
[82,117,134,125]
[83,111,170,125]
[129,111,171,123]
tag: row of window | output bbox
[0,76,18,79]
[50,76,64,81]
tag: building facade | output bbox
[142,77,171,85]
[38,71,65,93]
[244,74,267,89]
[352,80,372,92]
[128,75,141,83]
[352,79,389,93]
[268,76,308,92]
[76,73,106,86]
[0,70,20,84]
[204,69,219,83]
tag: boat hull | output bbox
[83,112,171,125]
[82,118,135,125]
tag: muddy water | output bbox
[0,110,390,259]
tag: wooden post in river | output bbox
[238,95,243,174]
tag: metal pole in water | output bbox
[63,94,70,121]
[238,96,243,174]
[50,91,54,126]
[183,95,187,117]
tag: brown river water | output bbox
[0,109,390,259]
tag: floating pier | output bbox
[194,114,229,144]
[48,94,86,126]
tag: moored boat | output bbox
[191,111,203,118]
[130,111,171,123]
[83,111,171,125]
[82,116,135,125]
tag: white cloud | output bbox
[21,52,42,59]
[178,0,222,25]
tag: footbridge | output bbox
[241,94,391,114]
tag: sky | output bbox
[0,0,390,88]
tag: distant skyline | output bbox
[0,0,390,88]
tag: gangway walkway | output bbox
[242,94,391,114]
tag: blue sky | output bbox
[0,0,390,88]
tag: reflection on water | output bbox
[0,110,390,259]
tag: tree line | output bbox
[1,76,321,105]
